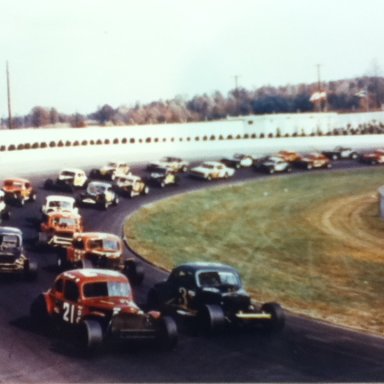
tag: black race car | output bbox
[146,166,179,188]
[321,146,359,160]
[147,262,285,333]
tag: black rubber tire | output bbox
[198,304,225,333]
[123,259,144,286]
[269,168,275,174]
[79,319,103,352]
[44,179,54,190]
[24,260,38,281]
[56,253,68,271]
[306,164,313,170]
[157,316,178,350]
[144,186,149,195]
[332,154,338,160]
[147,288,161,310]
[89,169,99,178]
[1,208,11,220]
[30,294,49,326]
[261,302,285,332]
[29,192,37,202]
[351,153,358,160]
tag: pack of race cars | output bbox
[0,145,381,354]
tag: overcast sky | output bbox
[1,0,383,116]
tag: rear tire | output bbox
[157,316,178,350]
[147,288,161,310]
[44,179,54,190]
[123,259,144,285]
[30,294,49,326]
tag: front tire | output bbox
[261,302,285,332]
[198,304,225,334]
[78,319,103,352]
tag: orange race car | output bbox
[37,211,84,248]
[57,232,144,285]
[2,178,37,206]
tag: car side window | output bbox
[64,280,79,302]
[54,278,64,293]
[171,269,195,289]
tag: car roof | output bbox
[60,168,84,174]
[0,226,22,236]
[202,161,222,166]
[3,177,30,184]
[88,181,112,188]
[73,232,120,240]
[59,268,127,284]
[47,211,80,219]
[45,195,75,202]
[174,262,237,273]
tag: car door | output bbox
[59,279,82,324]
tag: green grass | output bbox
[124,168,384,335]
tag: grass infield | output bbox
[124,168,384,335]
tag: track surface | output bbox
[1,160,384,382]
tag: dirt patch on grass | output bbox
[307,193,384,263]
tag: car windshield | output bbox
[87,183,106,194]
[107,162,118,168]
[201,163,215,169]
[83,281,131,298]
[197,270,240,288]
[0,234,20,250]
[88,238,120,251]
[60,171,75,177]
[53,217,77,227]
[48,200,73,209]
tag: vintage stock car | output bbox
[77,181,119,209]
[30,269,178,351]
[0,226,37,280]
[2,178,37,206]
[189,161,235,180]
[44,168,88,192]
[147,262,285,333]
[57,232,144,285]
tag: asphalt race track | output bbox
[1,159,384,382]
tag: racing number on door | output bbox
[63,302,77,323]
[178,287,188,307]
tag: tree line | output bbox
[3,76,384,129]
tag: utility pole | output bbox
[316,63,322,92]
[233,75,241,116]
[6,61,12,129]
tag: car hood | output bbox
[82,297,143,314]
[191,166,209,173]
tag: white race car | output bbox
[189,161,235,181]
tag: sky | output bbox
[1,0,384,116]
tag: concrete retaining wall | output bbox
[1,111,384,152]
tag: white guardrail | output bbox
[1,111,384,152]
